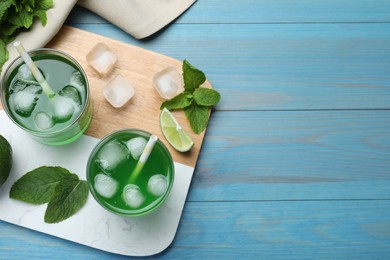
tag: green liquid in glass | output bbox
[1,49,92,145]
[87,130,174,217]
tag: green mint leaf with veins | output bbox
[0,41,9,68]
[160,92,193,110]
[10,166,89,224]
[183,60,206,92]
[184,103,210,134]
[44,174,88,224]
[193,88,221,106]
[10,166,70,204]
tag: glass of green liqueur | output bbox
[1,48,92,145]
[87,129,175,217]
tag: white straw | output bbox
[139,135,158,164]
[13,41,55,98]
[128,135,158,183]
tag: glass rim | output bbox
[0,48,90,136]
[86,128,175,217]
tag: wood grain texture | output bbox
[68,1,390,24]
[71,23,390,110]
[0,200,389,258]
[189,110,390,201]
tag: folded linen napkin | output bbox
[78,0,196,39]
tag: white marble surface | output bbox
[0,111,194,256]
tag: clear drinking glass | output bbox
[87,129,175,217]
[1,48,93,146]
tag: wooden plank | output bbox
[188,110,390,201]
[68,1,390,24]
[70,23,390,110]
[1,200,389,258]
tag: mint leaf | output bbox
[0,40,9,71]
[0,0,53,72]
[160,92,193,110]
[44,174,88,224]
[0,1,13,21]
[37,0,54,10]
[184,103,210,134]
[193,88,221,106]
[10,166,70,204]
[183,60,206,92]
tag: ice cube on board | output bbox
[153,67,184,99]
[122,184,145,208]
[86,42,117,77]
[103,75,135,108]
[147,174,168,197]
[94,173,119,199]
[96,140,129,172]
[126,137,147,160]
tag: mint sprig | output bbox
[161,60,221,134]
[10,166,88,224]
[0,0,54,72]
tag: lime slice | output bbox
[0,135,12,186]
[160,108,194,152]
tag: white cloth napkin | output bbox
[78,0,196,39]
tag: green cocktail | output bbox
[87,129,175,217]
[1,48,92,145]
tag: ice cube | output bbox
[86,42,117,77]
[125,137,147,160]
[147,174,168,197]
[11,85,42,117]
[51,95,78,123]
[59,85,82,105]
[9,78,40,94]
[153,67,184,99]
[103,75,135,108]
[96,140,129,171]
[70,71,86,96]
[122,184,145,208]
[18,64,34,81]
[34,111,54,130]
[94,173,119,198]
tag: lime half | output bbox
[160,108,194,152]
[0,135,12,186]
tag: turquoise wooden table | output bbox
[1,1,390,258]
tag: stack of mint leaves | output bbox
[0,0,53,72]
[10,166,88,224]
[161,60,221,134]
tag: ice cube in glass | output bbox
[103,75,135,108]
[86,42,117,77]
[153,67,184,99]
[122,184,145,208]
[94,173,119,198]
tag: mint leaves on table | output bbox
[10,166,88,224]
[0,0,54,72]
[161,60,221,134]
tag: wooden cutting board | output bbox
[1,26,211,167]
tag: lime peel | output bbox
[160,108,194,152]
